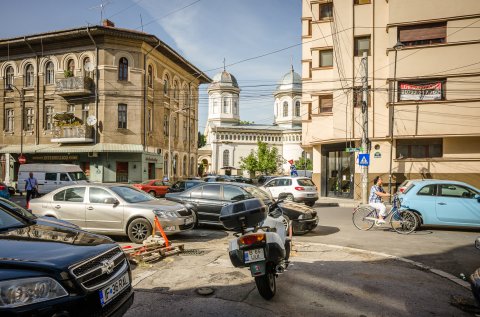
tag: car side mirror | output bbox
[104,197,119,205]
[475,237,480,250]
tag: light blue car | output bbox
[399,180,480,228]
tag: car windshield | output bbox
[110,186,155,203]
[0,207,28,231]
[297,179,315,186]
[243,186,272,200]
[0,198,36,220]
[68,172,88,181]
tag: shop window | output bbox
[396,138,442,159]
[319,50,333,67]
[354,36,371,56]
[398,23,446,47]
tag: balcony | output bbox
[55,76,93,96]
[51,125,94,143]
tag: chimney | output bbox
[102,19,115,27]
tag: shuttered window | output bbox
[398,23,446,47]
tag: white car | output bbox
[260,177,318,207]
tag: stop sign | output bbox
[18,155,26,164]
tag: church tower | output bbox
[273,66,302,128]
[207,68,241,127]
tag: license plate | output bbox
[244,248,265,264]
[185,217,193,225]
[307,194,315,197]
[99,273,130,306]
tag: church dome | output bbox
[209,70,239,89]
[276,68,302,93]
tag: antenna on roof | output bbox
[140,14,144,32]
[89,0,112,24]
[290,55,294,72]
[223,58,226,71]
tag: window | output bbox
[83,57,92,77]
[164,154,169,175]
[118,104,127,129]
[223,186,246,201]
[283,101,288,117]
[202,184,221,199]
[89,187,114,204]
[64,187,86,202]
[319,2,333,20]
[163,75,169,95]
[399,23,446,47]
[417,185,436,196]
[5,66,14,89]
[233,100,238,115]
[5,109,14,132]
[53,190,66,201]
[353,86,371,108]
[398,80,445,102]
[183,155,187,176]
[45,61,55,84]
[67,104,75,113]
[173,154,178,175]
[303,19,312,37]
[295,101,301,117]
[118,57,128,81]
[320,50,333,67]
[81,104,89,122]
[25,108,34,131]
[318,95,333,113]
[173,81,179,99]
[145,65,152,88]
[223,98,229,113]
[45,106,54,130]
[354,36,371,56]
[212,101,218,114]
[163,114,169,136]
[439,184,477,199]
[307,102,312,119]
[223,150,229,167]
[183,120,187,140]
[396,138,442,159]
[45,173,57,181]
[67,59,75,73]
[354,0,371,4]
[60,173,70,181]
[148,108,153,132]
[25,64,34,87]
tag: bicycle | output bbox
[352,194,418,234]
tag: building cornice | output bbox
[386,13,480,32]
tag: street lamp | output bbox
[167,108,187,181]
[6,84,25,163]
[388,41,405,199]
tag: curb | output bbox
[295,241,471,290]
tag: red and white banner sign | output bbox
[399,82,443,101]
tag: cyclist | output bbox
[369,176,391,224]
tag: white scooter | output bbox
[220,198,291,300]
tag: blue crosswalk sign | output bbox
[358,154,370,166]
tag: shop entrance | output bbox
[322,144,354,199]
[116,162,128,182]
[148,163,155,179]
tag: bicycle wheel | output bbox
[390,210,417,234]
[352,206,376,231]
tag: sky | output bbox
[0,0,302,132]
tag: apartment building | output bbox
[301,0,480,199]
[0,21,210,184]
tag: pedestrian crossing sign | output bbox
[358,154,370,166]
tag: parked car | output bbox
[204,175,234,182]
[29,184,195,243]
[232,176,253,184]
[256,175,279,186]
[168,179,205,193]
[133,179,171,197]
[165,182,318,234]
[397,179,424,193]
[0,198,134,317]
[0,182,11,199]
[17,163,88,195]
[260,176,318,207]
[399,180,480,229]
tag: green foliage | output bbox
[64,70,74,78]
[197,132,207,148]
[295,156,313,170]
[240,141,280,175]
[239,151,258,175]
[239,120,255,125]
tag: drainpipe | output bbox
[143,41,162,152]
[23,37,39,146]
[86,27,99,145]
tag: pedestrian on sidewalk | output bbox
[368,176,390,224]
[25,172,38,206]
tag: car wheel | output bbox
[127,218,152,244]
[148,191,156,197]
[285,194,294,202]
[305,201,315,207]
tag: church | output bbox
[198,67,310,177]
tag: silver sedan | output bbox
[29,183,195,243]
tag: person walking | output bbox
[368,176,391,224]
[25,172,38,207]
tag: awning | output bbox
[0,143,145,154]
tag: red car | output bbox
[133,179,171,197]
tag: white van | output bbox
[17,164,88,195]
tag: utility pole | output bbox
[361,52,369,204]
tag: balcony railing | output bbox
[51,125,94,143]
[55,76,93,96]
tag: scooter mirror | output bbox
[475,237,480,250]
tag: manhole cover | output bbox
[196,287,214,296]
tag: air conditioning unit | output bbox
[88,152,98,158]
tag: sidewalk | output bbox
[314,196,359,208]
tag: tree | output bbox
[197,132,206,148]
[239,151,258,176]
[257,141,280,175]
[295,156,313,170]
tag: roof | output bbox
[0,25,211,84]
[209,70,239,89]
[275,68,302,94]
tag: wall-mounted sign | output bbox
[374,152,381,158]
[399,82,443,101]
[345,147,364,153]
[31,155,79,161]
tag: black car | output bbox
[256,175,279,186]
[165,182,318,234]
[232,176,253,184]
[167,179,205,193]
[0,198,133,317]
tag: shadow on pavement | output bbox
[301,225,340,237]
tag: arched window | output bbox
[223,98,229,113]
[5,66,14,88]
[83,57,92,78]
[283,101,288,117]
[223,150,229,167]
[67,59,75,73]
[295,101,301,117]
[163,75,169,95]
[173,154,178,176]
[25,64,34,87]
[148,65,153,88]
[173,81,179,99]
[118,57,128,81]
[45,61,55,85]
[183,155,187,176]
[164,153,169,177]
